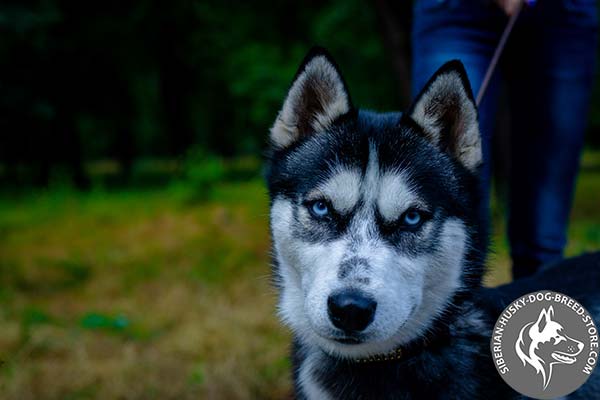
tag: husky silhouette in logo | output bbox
[515,306,584,390]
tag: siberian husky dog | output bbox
[265,47,600,399]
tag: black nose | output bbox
[327,290,377,333]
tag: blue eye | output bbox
[403,210,422,226]
[311,201,329,217]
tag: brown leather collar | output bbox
[355,347,404,363]
[353,326,451,364]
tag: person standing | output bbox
[411,0,598,278]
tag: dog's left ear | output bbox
[407,60,481,172]
[270,47,353,149]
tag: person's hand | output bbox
[495,0,524,16]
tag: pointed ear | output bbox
[535,308,549,333]
[270,47,353,149]
[407,60,481,172]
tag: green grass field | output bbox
[1,151,599,399]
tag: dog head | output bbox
[266,48,484,358]
[516,306,584,389]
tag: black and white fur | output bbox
[266,48,600,399]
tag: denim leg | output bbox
[505,1,598,278]
[411,0,505,237]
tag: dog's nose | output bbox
[327,290,377,333]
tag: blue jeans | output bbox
[412,0,598,278]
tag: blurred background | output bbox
[0,0,598,398]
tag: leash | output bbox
[475,1,524,106]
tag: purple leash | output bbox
[475,1,530,106]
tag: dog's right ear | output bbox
[270,47,353,149]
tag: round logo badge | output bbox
[490,291,598,399]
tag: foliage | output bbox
[0,0,401,189]
[171,149,227,203]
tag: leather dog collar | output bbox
[353,326,451,364]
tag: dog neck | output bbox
[352,321,452,364]
[294,299,505,400]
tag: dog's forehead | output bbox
[308,166,362,213]
[548,320,563,330]
[270,111,459,208]
[311,158,420,221]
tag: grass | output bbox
[0,150,599,399]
